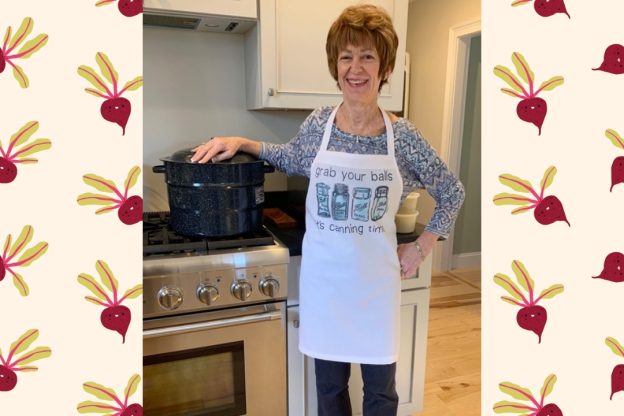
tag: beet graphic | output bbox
[495,261,563,343]
[611,364,624,400]
[118,0,143,17]
[78,260,142,343]
[0,18,48,88]
[495,52,563,135]
[593,44,624,75]
[118,195,143,225]
[534,0,569,18]
[593,252,624,283]
[534,195,569,226]
[0,157,18,183]
[537,403,563,416]
[0,49,5,74]
[77,166,142,225]
[610,156,624,191]
[0,365,17,392]
[101,305,131,343]
[0,225,48,296]
[517,97,547,135]
[0,257,5,281]
[517,305,547,343]
[78,52,142,135]
[101,97,131,135]
[494,166,570,227]
[121,403,144,416]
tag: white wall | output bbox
[405,0,480,228]
[143,27,310,211]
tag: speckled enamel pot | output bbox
[153,149,274,237]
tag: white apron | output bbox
[299,105,403,364]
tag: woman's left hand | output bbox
[397,231,438,279]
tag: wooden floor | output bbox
[413,267,481,416]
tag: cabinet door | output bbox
[246,0,408,110]
[144,0,257,18]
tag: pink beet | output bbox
[537,403,563,416]
[118,195,143,225]
[100,97,131,135]
[0,257,5,281]
[534,0,570,18]
[0,49,5,73]
[593,44,624,75]
[593,252,624,283]
[517,97,547,135]
[118,0,143,17]
[516,305,547,343]
[611,156,624,192]
[534,195,569,226]
[611,364,624,400]
[100,305,131,343]
[0,157,18,183]
[121,403,143,416]
[0,365,18,392]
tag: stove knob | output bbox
[259,278,280,298]
[158,286,183,310]
[231,280,252,301]
[197,284,220,305]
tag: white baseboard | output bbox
[451,252,481,269]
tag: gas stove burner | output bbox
[143,211,275,256]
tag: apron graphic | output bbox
[299,105,404,364]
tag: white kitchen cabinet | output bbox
[245,0,408,110]
[143,0,257,18]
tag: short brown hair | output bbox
[326,4,399,90]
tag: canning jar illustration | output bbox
[316,182,331,218]
[371,186,389,221]
[331,183,349,221]
[351,187,372,221]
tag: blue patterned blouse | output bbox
[260,106,465,238]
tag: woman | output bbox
[192,4,464,415]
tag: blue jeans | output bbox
[315,358,399,416]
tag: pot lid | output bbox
[162,148,260,164]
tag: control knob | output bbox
[259,277,280,298]
[197,284,220,305]
[231,280,252,301]
[158,286,183,310]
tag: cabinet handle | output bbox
[268,88,275,96]
[293,319,300,328]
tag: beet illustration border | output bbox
[493,374,563,415]
[0,329,51,392]
[0,17,48,88]
[511,0,570,19]
[77,373,143,415]
[95,0,144,18]
[0,121,52,184]
[1,225,48,296]
[606,337,624,400]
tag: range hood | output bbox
[143,0,257,34]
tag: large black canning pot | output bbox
[153,148,275,238]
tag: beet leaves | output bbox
[494,260,564,343]
[78,52,143,135]
[77,260,142,343]
[77,166,143,225]
[0,121,52,184]
[0,18,48,88]
[77,374,143,414]
[0,329,51,392]
[1,225,49,296]
[494,165,570,227]
[605,337,624,400]
[494,52,564,135]
[493,374,562,415]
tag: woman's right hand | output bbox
[191,136,260,163]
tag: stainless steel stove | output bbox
[142,211,289,416]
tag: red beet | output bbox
[611,156,624,192]
[0,157,18,184]
[121,403,143,416]
[611,364,624,400]
[100,305,131,343]
[0,365,17,392]
[534,195,569,226]
[516,305,547,343]
[0,49,5,73]
[517,97,547,134]
[537,403,563,416]
[0,257,5,281]
[593,252,624,283]
[118,195,143,225]
[593,44,624,75]
[100,97,131,135]
[118,0,143,17]
[534,0,570,18]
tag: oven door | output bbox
[143,302,287,416]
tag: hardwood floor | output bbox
[413,268,481,415]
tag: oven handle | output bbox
[143,309,283,338]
